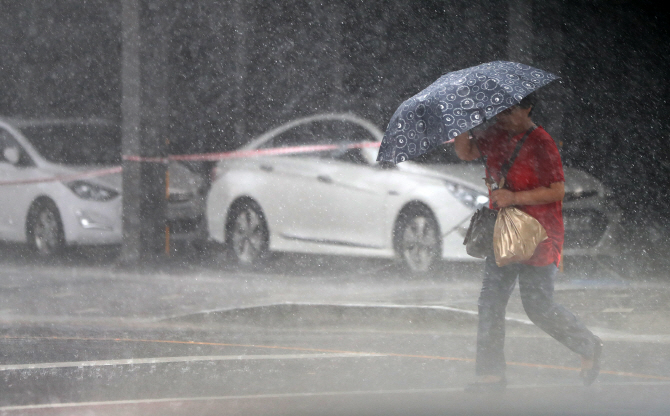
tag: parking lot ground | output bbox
[1,245,670,415]
[1,312,670,415]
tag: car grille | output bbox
[563,190,598,202]
[168,216,203,234]
[563,209,608,249]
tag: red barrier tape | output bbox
[0,142,382,187]
[124,142,382,163]
[0,167,123,187]
[122,155,169,163]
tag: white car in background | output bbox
[206,113,621,273]
[0,117,207,256]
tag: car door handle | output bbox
[260,164,274,172]
[317,175,333,184]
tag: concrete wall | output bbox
[1,0,669,217]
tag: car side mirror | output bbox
[2,147,20,165]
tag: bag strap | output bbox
[499,125,536,181]
[473,125,536,189]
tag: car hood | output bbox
[560,167,606,196]
[40,164,122,191]
[397,162,489,192]
[402,163,606,196]
[40,162,204,195]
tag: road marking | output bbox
[325,302,537,324]
[0,352,386,372]
[73,308,103,314]
[602,307,634,313]
[164,302,534,325]
[163,302,670,344]
[2,382,670,412]
[3,334,670,381]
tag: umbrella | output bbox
[377,61,559,164]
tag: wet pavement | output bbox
[0,244,669,415]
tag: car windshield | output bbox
[263,120,377,149]
[20,123,121,165]
[410,143,481,165]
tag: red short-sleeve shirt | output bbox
[476,126,564,266]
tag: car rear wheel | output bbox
[225,200,269,268]
[27,200,65,257]
[395,207,440,274]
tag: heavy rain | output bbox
[0,1,669,415]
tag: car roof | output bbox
[241,113,384,150]
[0,117,116,128]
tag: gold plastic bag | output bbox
[493,207,548,267]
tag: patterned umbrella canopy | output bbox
[377,61,559,164]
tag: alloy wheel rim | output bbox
[34,210,59,254]
[401,216,438,272]
[231,208,264,264]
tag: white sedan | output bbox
[0,117,206,256]
[206,113,621,273]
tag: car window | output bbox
[266,120,377,148]
[0,129,16,154]
[325,120,377,143]
[411,142,480,165]
[0,128,31,166]
[262,120,378,160]
[266,124,315,148]
[19,123,122,165]
[330,147,370,165]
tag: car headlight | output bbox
[445,181,489,208]
[66,180,119,201]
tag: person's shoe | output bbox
[580,336,603,386]
[465,376,507,394]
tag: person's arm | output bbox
[490,182,564,208]
[453,131,481,161]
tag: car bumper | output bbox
[563,209,623,258]
[441,218,478,261]
[61,196,207,246]
[438,208,624,262]
[60,198,123,245]
[168,215,207,243]
[167,196,207,243]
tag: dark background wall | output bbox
[1,0,668,221]
[0,1,121,119]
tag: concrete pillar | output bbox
[232,0,249,148]
[120,0,170,263]
[507,0,533,64]
[507,0,566,144]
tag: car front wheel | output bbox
[27,200,65,257]
[395,208,440,274]
[225,200,269,268]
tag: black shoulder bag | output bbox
[463,126,536,259]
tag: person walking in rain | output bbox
[453,93,603,392]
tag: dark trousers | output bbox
[476,257,597,376]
